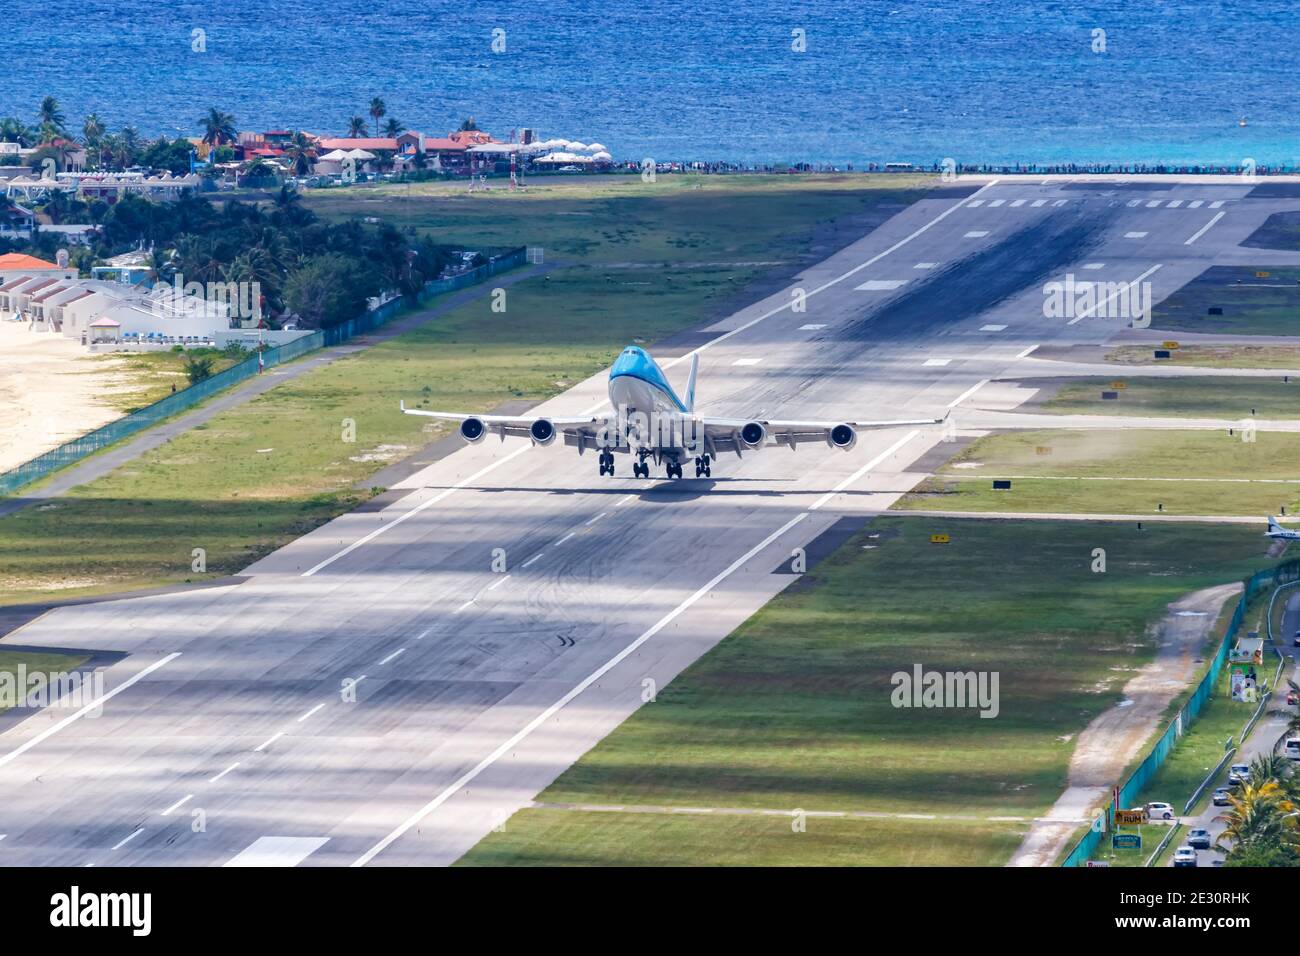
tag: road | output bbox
[1170,588,1299,867]
[3,176,1300,867]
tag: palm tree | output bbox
[0,117,35,146]
[368,97,386,137]
[284,131,315,176]
[198,107,237,147]
[347,116,367,138]
[82,113,106,169]
[383,117,404,138]
[37,96,66,141]
[1248,753,1291,789]
[1214,781,1296,855]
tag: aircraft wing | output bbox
[701,414,945,453]
[401,402,605,443]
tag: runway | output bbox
[3,176,1299,866]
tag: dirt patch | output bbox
[1008,582,1241,866]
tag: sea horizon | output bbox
[2,0,1298,168]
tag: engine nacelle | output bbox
[459,417,487,444]
[530,418,557,446]
[736,421,767,449]
[828,423,857,451]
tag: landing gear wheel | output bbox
[667,461,682,479]
[633,462,649,479]
[598,450,614,477]
[695,454,711,478]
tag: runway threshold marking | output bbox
[352,429,924,866]
[305,180,999,578]
[1185,211,1225,245]
[0,652,181,772]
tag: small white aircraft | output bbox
[1266,516,1300,541]
[401,345,944,478]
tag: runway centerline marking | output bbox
[1185,212,1225,245]
[487,574,511,592]
[615,494,636,506]
[254,731,284,753]
[584,512,607,526]
[556,531,576,546]
[0,652,181,772]
[161,794,193,817]
[454,599,474,614]
[209,763,240,783]
[111,828,144,851]
[521,553,543,568]
[298,702,326,721]
[947,380,990,408]
[378,648,406,666]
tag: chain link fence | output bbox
[1061,557,1300,866]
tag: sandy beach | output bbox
[0,321,142,473]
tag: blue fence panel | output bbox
[1,248,526,495]
[1062,558,1300,865]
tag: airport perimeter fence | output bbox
[1061,558,1300,867]
[0,248,527,496]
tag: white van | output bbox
[1285,738,1300,761]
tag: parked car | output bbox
[1227,763,1251,786]
[1173,846,1198,867]
[1212,787,1234,806]
[1187,827,1212,849]
[1145,801,1176,821]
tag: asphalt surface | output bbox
[1168,588,1299,867]
[4,177,1300,867]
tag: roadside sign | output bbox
[930,534,950,544]
[1154,349,1171,359]
[992,479,1012,490]
[1112,833,1142,850]
[1161,341,1180,349]
[1110,381,1127,389]
[1035,446,1052,455]
[1086,860,1111,868]
[1115,809,1146,825]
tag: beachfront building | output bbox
[1,254,234,348]
[3,172,201,204]
[0,252,77,285]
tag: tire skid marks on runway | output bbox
[352,428,924,866]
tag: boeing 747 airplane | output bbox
[401,345,943,478]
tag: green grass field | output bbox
[1106,344,1300,369]
[0,175,933,606]
[0,650,91,714]
[459,516,1271,866]
[1041,377,1300,420]
[1147,265,1300,336]
[93,349,243,413]
[894,429,1300,517]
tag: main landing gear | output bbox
[665,460,683,480]
[598,449,615,476]
[693,454,712,478]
